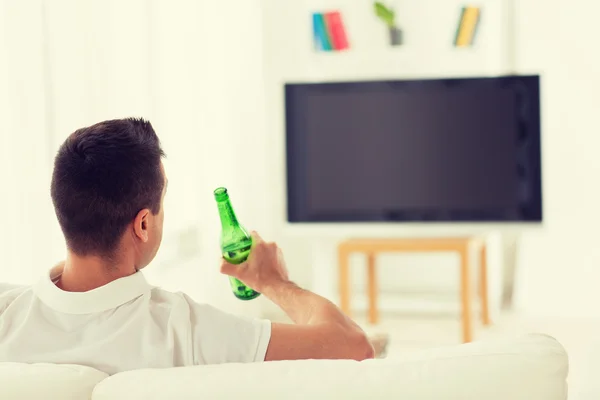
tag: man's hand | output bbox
[219,231,374,362]
[220,231,289,293]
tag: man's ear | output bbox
[133,209,150,242]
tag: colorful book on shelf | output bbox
[454,6,481,47]
[324,11,349,50]
[312,12,332,51]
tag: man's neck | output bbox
[56,252,137,292]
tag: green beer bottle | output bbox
[214,187,260,301]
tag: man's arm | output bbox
[220,233,374,362]
[263,281,374,361]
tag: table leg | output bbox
[367,253,378,324]
[338,247,351,316]
[460,245,473,343]
[479,244,491,326]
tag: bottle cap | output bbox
[214,187,228,201]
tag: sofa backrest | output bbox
[92,333,568,400]
[0,362,107,400]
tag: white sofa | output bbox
[0,334,568,399]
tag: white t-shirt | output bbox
[0,266,271,375]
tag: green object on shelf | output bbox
[214,187,260,301]
[374,2,402,46]
[374,1,396,28]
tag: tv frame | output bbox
[284,75,543,226]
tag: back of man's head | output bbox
[51,118,165,259]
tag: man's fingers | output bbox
[250,231,264,245]
[220,259,241,277]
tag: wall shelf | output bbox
[267,0,511,84]
[285,47,506,82]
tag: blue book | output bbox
[312,13,332,51]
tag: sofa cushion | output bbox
[0,362,107,400]
[92,333,568,400]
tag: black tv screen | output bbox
[285,75,542,223]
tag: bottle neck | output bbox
[217,198,239,230]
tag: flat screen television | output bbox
[285,75,542,223]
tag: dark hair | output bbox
[51,118,165,257]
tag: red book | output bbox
[324,11,349,50]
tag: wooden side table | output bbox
[338,237,490,343]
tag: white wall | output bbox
[0,0,54,284]
[513,0,600,317]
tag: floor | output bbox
[357,312,600,400]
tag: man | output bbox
[0,118,373,375]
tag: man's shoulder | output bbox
[147,287,233,319]
[149,286,191,302]
[147,287,211,312]
[0,283,29,296]
[0,283,31,313]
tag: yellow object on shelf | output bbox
[454,6,481,47]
